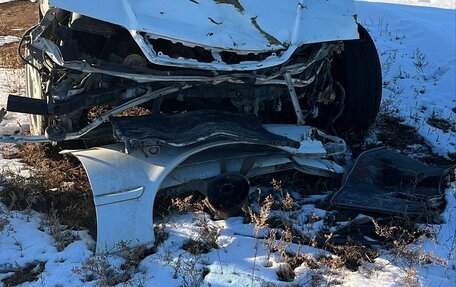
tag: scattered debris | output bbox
[330,148,452,216]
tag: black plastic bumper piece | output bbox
[330,148,451,217]
[111,110,300,148]
[7,94,48,115]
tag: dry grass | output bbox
[0,1,39,68]
[182,238,217,255]
[0,143,95,234]
[276,264,295,282]
[373,113,453,164]
[427,117,455,134]
[0,43,22,69]
[39,206,78,252]
[73,255,133,287]
[87,105,151,122]
[327,244,378,271]
[0,204,10,232]
[160,251,209,287]
[1,261,45,287]
[182,216,221,255]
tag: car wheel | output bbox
[332,24,382,132]
[25,48,47,136]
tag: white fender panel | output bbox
[67,125,345,253]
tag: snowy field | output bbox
[0,1,455,286]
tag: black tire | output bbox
[25,48,48,136]
[332,24,382,132]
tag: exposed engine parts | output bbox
[4,9,344,146]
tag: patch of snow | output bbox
[0,68,29,135]
[357,0,456,158]
[359,0,456,9]
[0,205,94,287]
[421,184,456,270]
[0,36,20,48]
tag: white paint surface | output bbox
[48,0,359,70]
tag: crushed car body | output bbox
[46,0,359,71]
[0,0,385,252]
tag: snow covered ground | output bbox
[0,1,455,286]
[361,0,456,9]
[0,69,28,135]
[0,37,20,48]
[357,0,456,158]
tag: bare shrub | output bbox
[246,193,274,285]
[179,257,210,287]
[182,238,217,255]
[153,223,169,251]
[327,244,377,271]
[169,195,205,214]
[73,255,131,287]
[160,252,209,287]
[0,143,95,233]
[317,254,344,270]
[287,253,319,270]
[182,217,221,255]
[401,268,420,287]
[0,207,9,232]
[276,264,295,282]
[248,194,274,233]
[373,218,426,248]
[39,207,77,252]
[117,242,156,273]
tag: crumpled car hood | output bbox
[49,0,358,52]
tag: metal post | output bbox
[284,73,305,125]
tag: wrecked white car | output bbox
[3,0,382,252]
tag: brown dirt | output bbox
[347,114,455,165]
[0,0,39,68]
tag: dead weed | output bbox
[0,0,39,68]
[1,261,45,287]
[0,143,95,234]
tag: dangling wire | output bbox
[329,80,346,135]
[17,24,41,72]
